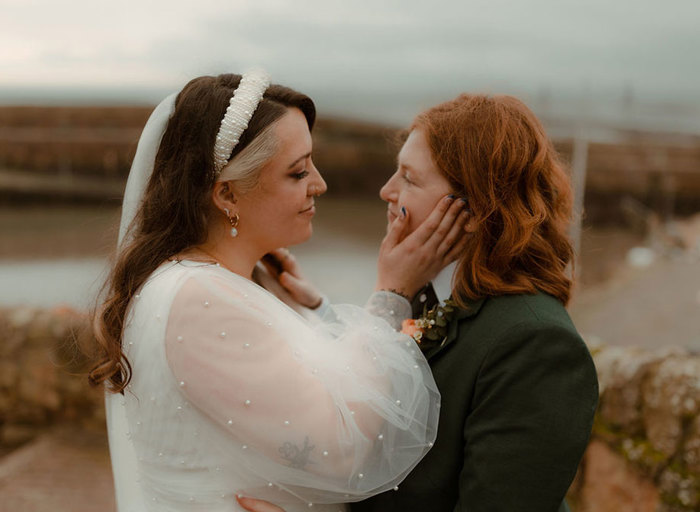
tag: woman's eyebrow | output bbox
[399,162,418,175]
[287,152,312,169]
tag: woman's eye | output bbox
[401,172,413,184]
[291,170,309,180]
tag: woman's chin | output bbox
[285,224,314,247]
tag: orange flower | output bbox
[401,318,424,343]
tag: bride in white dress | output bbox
[89,70,469,512]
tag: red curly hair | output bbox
[413,94,574,305]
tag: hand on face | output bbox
[262,248,323,309]
[380,128,454,235]
[376,195,470,299]
[376,128,474,299]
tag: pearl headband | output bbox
[213,69,271,174]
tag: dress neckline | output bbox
[171,258,310,323]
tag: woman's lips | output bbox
[387,210,397,222]
[299,205,316,216]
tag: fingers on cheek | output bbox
[284,257,296,271]
[424,221,439,234]
[279,271,292,287]
[448,202,462,217]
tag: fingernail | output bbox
[447,194,456,199]
[460,197,468,205]
[400,206,407,218]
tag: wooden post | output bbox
[570,127,589,282]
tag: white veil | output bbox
[106,93,177,512]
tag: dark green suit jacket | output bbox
[352,292,598,512]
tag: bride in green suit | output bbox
[240,93,598,512]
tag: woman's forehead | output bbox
[398,129,437,174]
[275,109,312,149]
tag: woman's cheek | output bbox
[408,207,426,234]
[411,201,438,233]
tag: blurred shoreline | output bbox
[1,104,698,350]
[2,105,700,224]
[6,199,699,353]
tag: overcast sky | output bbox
[1,0,699,126]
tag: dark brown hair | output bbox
[89,74,315,393]
[413,94,574,306]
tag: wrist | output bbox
[375,287,411,302]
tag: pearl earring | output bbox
[223,209,239,237]
[229,214,239,237]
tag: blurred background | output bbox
[1,0,699,510]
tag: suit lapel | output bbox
[425,296,486,361]
[411,283,439,319]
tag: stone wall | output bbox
[0,306,104,450]
[569,345,700,511]
[1,307,699,510]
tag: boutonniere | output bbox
[401,299,458,352]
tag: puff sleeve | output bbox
[164,268,440,505]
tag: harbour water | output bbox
[0,258,108,310]
[0,199,388,309]
[0,248,380,310]
[2,200,698,351]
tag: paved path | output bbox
[570,256,700,351]
[0,427,115,512]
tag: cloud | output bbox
[1,0,698,124]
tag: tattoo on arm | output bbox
[380,288,410,301]
[279,436,315,469]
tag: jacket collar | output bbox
[425,295,486,361]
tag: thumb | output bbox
[280,271,321,308]
[236,496,286,512]
[383,207,410,248]
[279,270,300,290]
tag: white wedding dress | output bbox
[106,259,440,512]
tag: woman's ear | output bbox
[464,215,478,233]
[211,181,238,214]
[463,204,478,233]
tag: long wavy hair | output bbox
[88,74,315,394]
[413,94,574,306]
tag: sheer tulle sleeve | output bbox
[164,268,439,504]
[364,290,412,330]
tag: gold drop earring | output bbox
[223,208,240,238]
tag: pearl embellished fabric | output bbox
[113,260,439,511]
[363,291,412,331]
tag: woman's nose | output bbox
[309,161,327,196]
[379,173,398,202]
